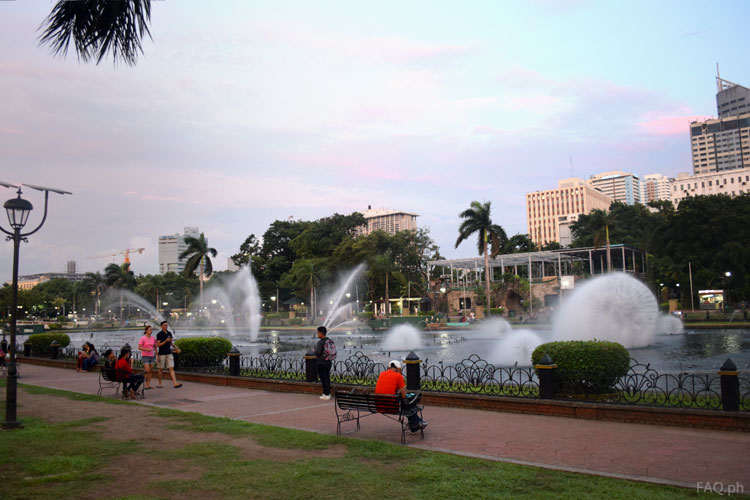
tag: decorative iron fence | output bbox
[19,341,750,412]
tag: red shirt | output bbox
[115,358,133,381]
[375,370,405,395]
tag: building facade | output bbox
[587,171,641,205]
[717,77,750,119]
[158,226,201,275]
[353,207,418,237]
[641,174,673,205]
[670,167,750,207]
[526,178,613,247]
[14,272,87,291]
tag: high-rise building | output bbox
[640,174,673,205]
[158,227,201,275]
[690,76,750,175]
[670,167,750,207]
[353,207,418,237]
[587,171,641,205]
[717,76,750,118]
[526,178,613,247]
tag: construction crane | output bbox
[88,248,145,264]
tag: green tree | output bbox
[39,0,153,66]
[504,234,537,254]
[105,262,136,322]
[82,272,105,317]
[455,201,507,314]
[280,258,329,324]
[179,233,218,308]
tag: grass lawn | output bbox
[0,382,704,500]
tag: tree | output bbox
[135,274,164,309]
[39,0,153,66]
[179,233,218,309]
[104,262,136,322]
[280,258,328,324]
[82,272,105,317]
[455,201,507,314]
[231,234,261,267]
[504,234,537,254]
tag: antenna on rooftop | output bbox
[569,155,575,178]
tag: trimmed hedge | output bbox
[174,337,232,367]
[288,318,303,326]
[531,340,630,395]
[27,333,71,356]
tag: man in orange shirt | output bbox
[375,360,427,434]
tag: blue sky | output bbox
[1,0,749,282]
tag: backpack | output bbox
[323,338,337,362]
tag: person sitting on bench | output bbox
[375,360,427,434]
[115,350,144,399]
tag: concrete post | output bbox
[718,358,740,412]
[228,346,241,376]
[50,340,60,360]
[535,353,557,399]
[405,351,421,391]
[23,340,31,357]
[304,348,318,383]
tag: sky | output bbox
[1,0,749,283]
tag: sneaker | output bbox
[319,394,331,400]
[419,421,429,431]
[409,427,420,434]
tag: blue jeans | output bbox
[82,357,98,371]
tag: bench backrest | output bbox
[335,391,401,415]
[101,361,117,382]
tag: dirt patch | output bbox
[14,389,348,500]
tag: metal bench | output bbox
[334,389,424,444]
[98,363,144,400]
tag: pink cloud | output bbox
[638,114,713,136]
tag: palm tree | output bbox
[589,209,614,273]
[370,251,397,316]
[38,0,153,66]
[105,262,136,323]
[179,233,217,309]
[455,201,507,316]
[82,272,105,318]
[136,274,164,310]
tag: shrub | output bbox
[174,337,233,368]
[490,307,505,315]
[358,312,374,319]
[46,323,63,330]
[27,333,71,356]
[419,310,435,317]
[289,318,303,326]
[531,340,630,395]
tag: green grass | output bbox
[0,383,706,500]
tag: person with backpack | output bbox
[314,326,336,400]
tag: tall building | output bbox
[587,171,641,205]
[526,178,613,247]
[690,76,750,175]
[353,207,418,237]
[670,167,750,207]
[717,76,750,118]
[640,174,673,205]
[158,227,201,275]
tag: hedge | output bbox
[531,340,630,395]
[27,333,71,356]
[174,337,232,367]
[288,318,303,325]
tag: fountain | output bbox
[552,272,659,348]
[323,264,366,330]
[488,329,544,366]
[381,324,424,352]
[205,265,262,340]
[469,317,512,339]
[656,313,685,335]
[101,289,164,324]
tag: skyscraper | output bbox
[158,227,201,275]
[587,171,642,205]
[690,75,750,175]
[640,174,673,205]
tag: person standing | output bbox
[156,320,182,388]
[314,326,336,400]
[138,325,157,389]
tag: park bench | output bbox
[98,363,144,400]
[334,389,424,444]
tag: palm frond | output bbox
[183,253,202,277]
[38,0,153,66]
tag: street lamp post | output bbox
[723,271,732,312]
[0,182,71,429]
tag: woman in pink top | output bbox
[138,325,157,389]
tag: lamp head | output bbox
[4,190,33,231]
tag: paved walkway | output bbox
[12,364,750,489]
